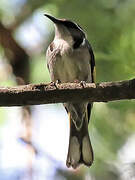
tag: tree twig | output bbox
[0,79,135,107]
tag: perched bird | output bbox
[45,14,96,169]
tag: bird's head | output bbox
[44,14,86,48]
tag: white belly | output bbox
[54,50,91,83]
[55,56,79,82]
[47,38,91,83]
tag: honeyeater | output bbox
[45,14,96,169]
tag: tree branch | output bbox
[0,79,135,107]
[0,22,29,83]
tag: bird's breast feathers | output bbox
[46,38,91,82]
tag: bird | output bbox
[45,14,96,169]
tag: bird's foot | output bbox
[50,80,61,89]
[80,81,86,88]
[50,81,55,87]
[56,79,61,84]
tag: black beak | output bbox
[44,14,60,24]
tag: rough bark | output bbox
[0,79,135,107]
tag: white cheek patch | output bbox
[81,38,86,46]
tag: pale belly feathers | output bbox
[47,39,92,83]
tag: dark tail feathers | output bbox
[66,114,94,169]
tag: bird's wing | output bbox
[85,39,96,83]
[46,42,61,81]
[85,39,96,123]
[46,42,55,72]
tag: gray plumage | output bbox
[45,14,95,169]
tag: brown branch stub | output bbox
[0,79,135,107]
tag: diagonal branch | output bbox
[0,22,29,83]
[0,79,135,107]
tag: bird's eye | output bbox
[73,37,83,49]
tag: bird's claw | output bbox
[50,80,61,89]
[80,81,86,88]
[56,79,61,84]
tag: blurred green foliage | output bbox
[30,55,50,83]
[0,0,135,179]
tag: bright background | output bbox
[0,0,135,179]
